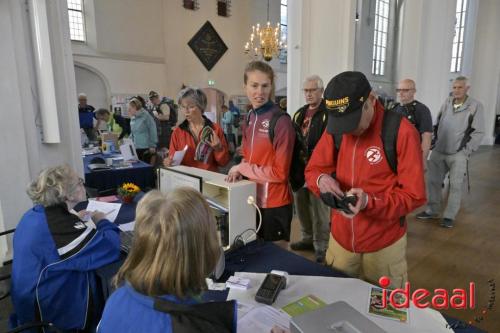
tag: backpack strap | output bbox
[333,133,342,152]
[458,104,478,152]
[269,112,290,143]
[154,298,236,333]
[381,110,402,174]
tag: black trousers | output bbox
[258,204,293,242]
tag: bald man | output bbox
[393,79,433,161]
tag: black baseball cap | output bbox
[324,71,372,134]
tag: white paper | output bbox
[237,305,290,333]
[171,145,188,166]
[120,141,138,161]
[228,273,451,333]
[236,301,255,318]
[118,221,135,232]
[86,201,122,223]
[226,276,251,290]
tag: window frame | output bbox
[371,0,390,76]
[450,0,468,73]
[279,0,287,64]
[67,0,86,42]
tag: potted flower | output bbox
[117,182,141,204]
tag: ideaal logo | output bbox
[377,277,496,329]
[378,276,475,310]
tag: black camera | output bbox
[320,192,358,214]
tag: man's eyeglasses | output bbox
[396,88,413,93]
[303,88,321,94]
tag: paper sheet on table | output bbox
[228,272,452,333]
[118,221,135,232]
[86,201,121,223]
[171,145,188,166]
[237,305,290,333]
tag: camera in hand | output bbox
[255,273,286,305]
[320,192,358,214]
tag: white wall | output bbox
[94,0,164,59]
[75,65,108,109]
[73,55,167,96]
[0,0,82,234]
[287,0,356,114]
[396,0,456,119]
[73,0,285,102]
[163,0,253,99]
[73,0,167,98]
[469,0,500,144]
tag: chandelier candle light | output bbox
[244,0,286,61]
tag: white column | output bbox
[470,0,500,144]
[288,0,356,115]
[396,0,456,120]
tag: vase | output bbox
[121,195,134,204]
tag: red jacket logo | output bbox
[261,119,270,129]
[365,146,383,164]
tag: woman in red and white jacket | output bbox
[163,87,229,172]
[226,61,295,241]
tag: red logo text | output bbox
[378,276,476,310]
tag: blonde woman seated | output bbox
[10,165,121,331]
[98,188,236,333]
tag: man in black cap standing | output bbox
[305,71,426,289]
[148,90,176,149]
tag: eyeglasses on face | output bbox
[179,104,198,111]
[303,88,320,94]
[396,88,413,93]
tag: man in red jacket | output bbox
[305,71,426,289]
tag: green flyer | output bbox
[282,295,327,317]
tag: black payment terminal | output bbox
[255,273,286,305]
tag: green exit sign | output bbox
[208,80,215,86]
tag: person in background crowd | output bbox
[221,104,236,153]
[305,71,426,289]
[10,165,120,332]
[149,91,175,149]
[229,99,241,146]
[163,87,229,171]
[290,75,330,263]
[78,93,95,113]
[94,108,111,132]
[78,93,97,141]
[279,98,287,112]
[416,76,485,228]
[97,188,236,333]
[226,61,295,242]
[128,97,158,163]
[393,79,433,162]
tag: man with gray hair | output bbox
[290,75,330,263]
[417,76,485,228]
[78,93,95,113]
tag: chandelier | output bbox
[244,0,286,62]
